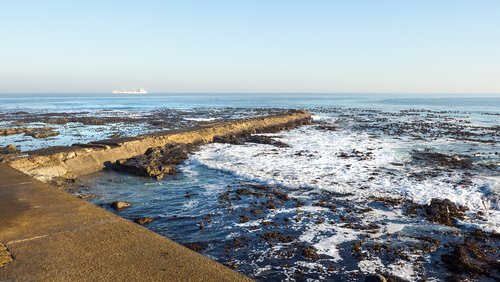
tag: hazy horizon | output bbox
[1,0,499,94]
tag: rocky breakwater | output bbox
[114,143,197,179]
[3,110,312,182]
[113,114,310,179]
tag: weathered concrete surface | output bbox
[5,110,312,182]
[0,163,251,281]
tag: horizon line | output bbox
[0,91,499,96]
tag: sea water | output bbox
[1,93,499,281]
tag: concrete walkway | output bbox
[0,164,251,281]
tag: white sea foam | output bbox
[191,125,500,233]
[299,223,361,262]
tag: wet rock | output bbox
[315,124,337,131]
[183,242,208,252]
[262,231,281,240]
[251,209,263,215]
[424,198,467,226]
[364,274,387,282]
[134,217,154,225]
[352,241,363,257]
[313,200,336,212]
[239,215,250,223]
[441,240,495,278]
[0,127,58,138]
[226,259,240,270]
[0,144,19,155]
[26,130,60,139]
[48,176,76,189]
[76,193,96,200]
[302,246,320,260]
[184,191,197,198]
[261,231,293,243]
[411,149,473,169]
[213,134,245,145]
[110,201,132,210]
[218,191,230,201]
[272,190,290,201]
[213,133,289,147]
[369,196,405,207]
[245,135,289,147]
[235,188,252,195]
[342,222,380,231]
[114,143,196,179]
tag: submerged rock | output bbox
[183,242,208,252]
[110,201,132,210]
[114,143,197,179]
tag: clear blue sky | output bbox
[1,0,499,94]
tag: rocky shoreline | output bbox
[2,105,498,281]
[2,110,312,182]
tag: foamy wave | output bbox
[191,125,500,233]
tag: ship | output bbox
[112,88,147,94]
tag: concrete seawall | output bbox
[0,163,252,281]
[5,110,312,182]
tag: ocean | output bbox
[1,93,499,281]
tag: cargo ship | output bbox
[112,88,147,94]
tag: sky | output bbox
[1,0,499,94]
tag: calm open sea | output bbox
[0,93,499,113]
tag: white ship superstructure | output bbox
[112,88,147,94]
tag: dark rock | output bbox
[302,246,320,260]
[244,135,289,147]
[272,190,289,201]
[364,274,387,282]
[183,242,208,252]
[239,215,250,223]
[441,240,494,277]
[110,201,132,210]
[218,191,230,201]
[113,143,196,179]
[313,200,336,211]
[411,150,473,169]
[235,188,252,195]
[315,124,337,131]
[424,198,467,226]
[251,209,263,215]
[262,231,281,241]
[213,133,289,147]
[213,135,245,145]
[0,144,19,155]
[134,217,154,225]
